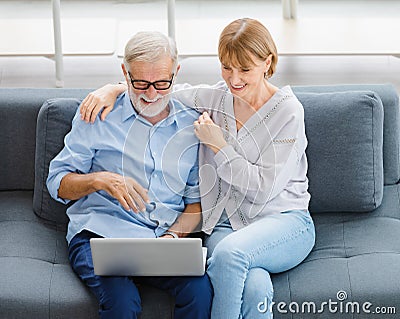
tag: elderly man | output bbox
[46,31,212,319]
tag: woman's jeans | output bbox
[205,210,315,319]
[68,230,213,319]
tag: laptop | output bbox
[90,237,207,276]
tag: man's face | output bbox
[123,56,176,118]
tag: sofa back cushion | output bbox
[0,88,92,191]
[0,90,44,190]
[33,98,81,224]
[295,90,384,213]
[294,84,400,185]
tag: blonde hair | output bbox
[218,18,278,78]
[123,31,178,71]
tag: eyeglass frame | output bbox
[128,71,175,91]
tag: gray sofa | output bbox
[1,81,399,318]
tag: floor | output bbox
[0,0,399,92]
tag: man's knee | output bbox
[98,277,141,317]
[178,275,213,307]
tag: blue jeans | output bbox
[205,210,315,319]
[68,230,213,319]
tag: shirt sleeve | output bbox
[182,148,201,205]
[213,110,302,206]
[46,110,96,204]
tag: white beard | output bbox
[129,89,169,118]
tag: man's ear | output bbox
[121,63,132,84]
[175,64,181,76]
[121,63,129,80]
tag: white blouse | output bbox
[173,81,310,234]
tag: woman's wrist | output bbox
[114,82,127,96]
[209,140,228,154]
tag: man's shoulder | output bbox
[95,92,128,124]
[171,98,199,120]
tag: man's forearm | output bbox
[58,171,150,212]
[58,172,99,200]
[168,202,202,237]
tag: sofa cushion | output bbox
[296,90,384,213]
[0,95,41,191]
[33,98,80,224]
[272,184,400,319]
[293,84,400,186]
[0,88,93,191]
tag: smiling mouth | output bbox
[141,97,161,104]
[231,83,246,90]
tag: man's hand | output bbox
[95,172,150,212]
[80,83,127,123]
[58,171,150,213]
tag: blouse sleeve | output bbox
[173,82,227,114]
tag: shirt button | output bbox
[153,173,158,178]
[153,152,157,156]
[151,214,156,218]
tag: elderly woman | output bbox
[80,18,315,319]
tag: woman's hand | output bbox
[80,83,126,123]
[194,112,227,153]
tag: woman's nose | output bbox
[230,70,241,84]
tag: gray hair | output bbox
[123,31,178,71]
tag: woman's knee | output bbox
[208,235,247,269]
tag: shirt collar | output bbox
[121,92,137,122]
[121,91,180,128]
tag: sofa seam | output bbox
[395,89,400,184]
[53,236,58,264]
[0,255,67,265]
[48,263,55,319]
[40,103,50,216]
[346,259,355,319]
[301,251,400,264]
[284,271,294,319]
[397,183,400,208]
[0,220,59,230]
[341,219,353,314]
[371,94,377,208]
[342,222,348,258]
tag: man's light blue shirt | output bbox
[47,92,200,244]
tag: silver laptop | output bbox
[90,237,207,276]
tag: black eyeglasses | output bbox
[128,71,174,90]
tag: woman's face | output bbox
[221,53,270,101]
